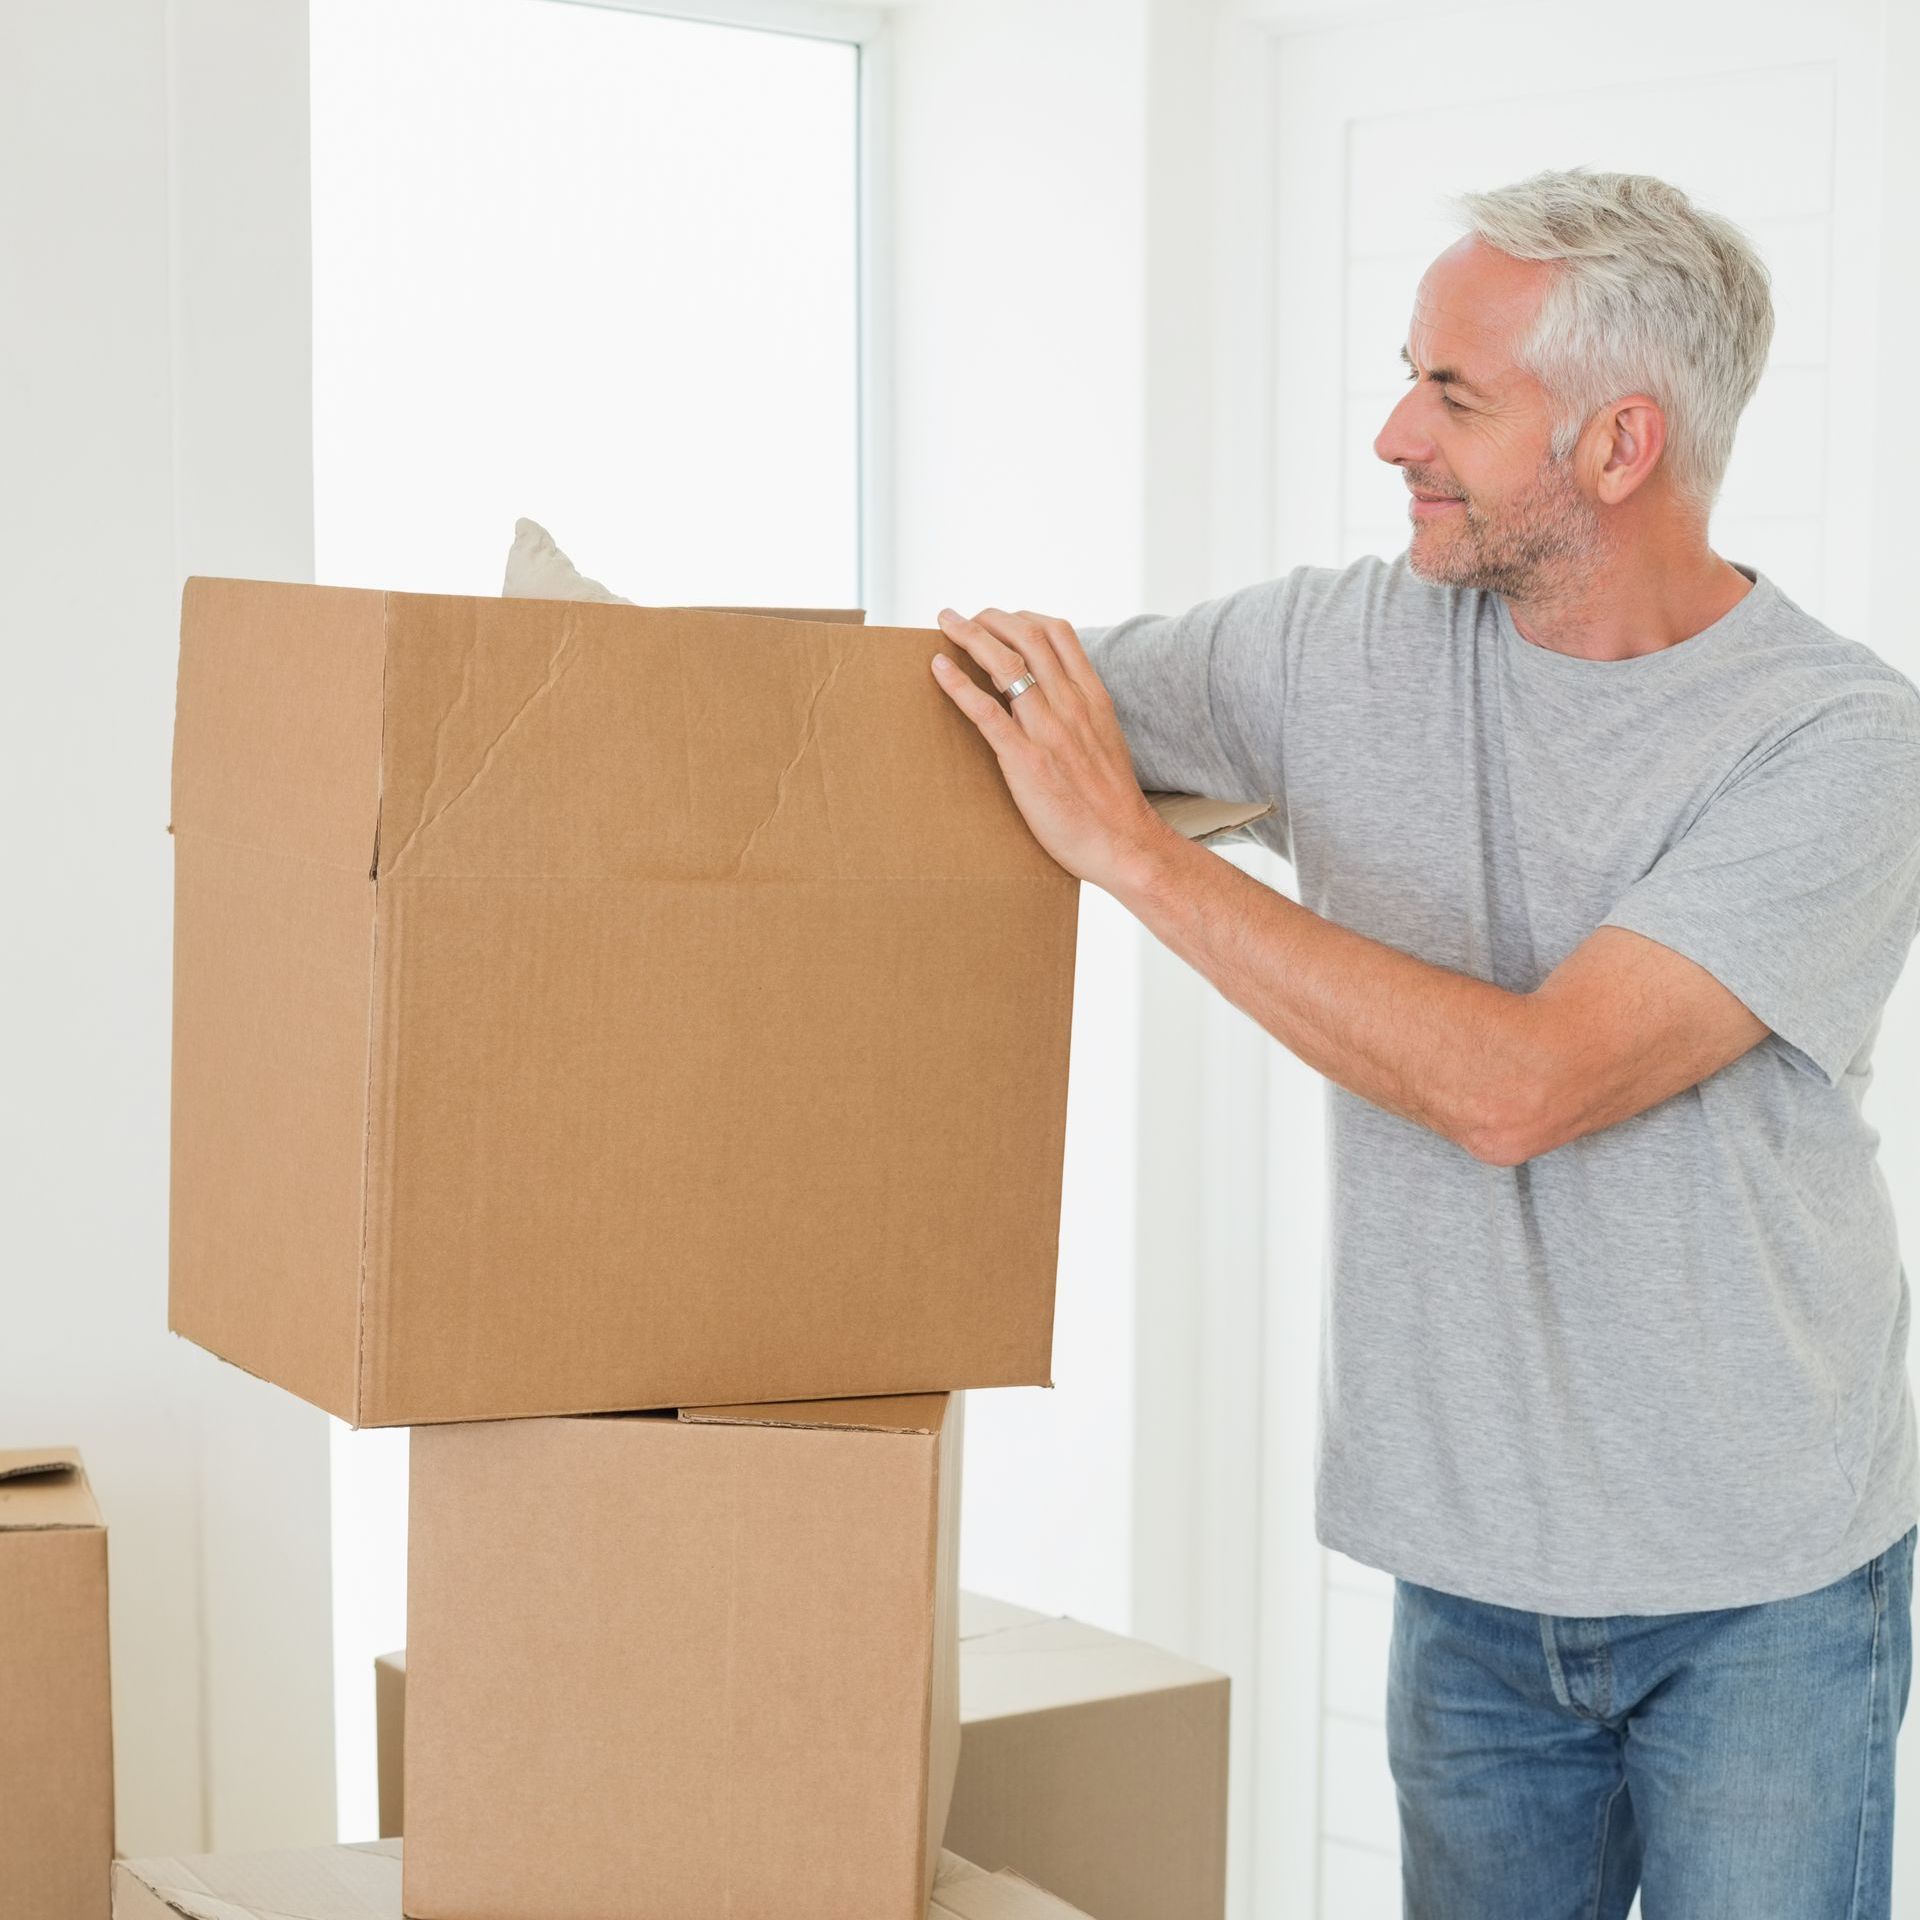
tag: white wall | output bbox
[883,0,1157,1630]
[4,0,1179,1852]
[0,0,208,1858]
[1,0,334,1856]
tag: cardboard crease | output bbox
[728,641,851,877]
[382,603,588,878]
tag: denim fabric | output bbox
[1386,1526,1917,1918]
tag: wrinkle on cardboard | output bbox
[725,644,855,877]
[170,580,1085,1425]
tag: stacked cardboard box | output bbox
[376,1589,1230,1920]
[0,1450,114,1919]
[168,578,1244,1915]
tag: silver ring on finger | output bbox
[1005,670,1038,699]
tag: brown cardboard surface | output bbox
[373,1653,406,1842]
[0,1447,105,1531]
[113,1843,1082,1920]
[403,1393,965,1920]
[946,1609,1229,1920]
[169,578,1085,1425]
[1,1449,114,1919]
[376,1587,1224,1920]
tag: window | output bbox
[310,0,863,1836]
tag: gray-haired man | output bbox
[933,167,1920,1919]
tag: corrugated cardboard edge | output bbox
[0,1453,78,1482]
[0,1447,106,1531]
[677,1394,948,1435]
[354,591,395,1428]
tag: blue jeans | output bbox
[1387,1526,1917,1919]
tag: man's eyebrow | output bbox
[1399,343,1492,401]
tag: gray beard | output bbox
[1405,451,1604,602]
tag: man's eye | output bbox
[1406,370,1467,412]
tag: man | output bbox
[930,167,1920,1919]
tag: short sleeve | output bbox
[1080,570,1302,828]
[1599,716,1920,1087]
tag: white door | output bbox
[1226,2,1920,1914]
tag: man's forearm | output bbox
[1109,825,1546,1164]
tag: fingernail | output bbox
[932,653,951,670]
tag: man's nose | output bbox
[1373,388,1433,469]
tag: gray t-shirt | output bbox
[1086,552,1920,1614]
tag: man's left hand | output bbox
[931,606,1177,895]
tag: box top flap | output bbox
[692,606,867,624]
[115,1844,1064,1920]
[678,1392,951,1437]
[0,1448,103,1531]
[113,1841,400,1920]
[373,593,1066,885]
[960,1613,1228,1719]
[172,578,387,874]
[930,1851,1090,1918]
[1145,792,1273,843]
[958,1589,1051,1639]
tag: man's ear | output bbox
[1589,394,1667,505]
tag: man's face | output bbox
[1373,237,1602,598]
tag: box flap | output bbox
[692,606,867,624]
[678,1392,951,1436]
[171,578,387,874]
[372,594,1065,883]
[960,1614,1229,1721]
[115,1844,1074,1920]
[1145,791,1273,843]
[0,1447,103,1531]
[112,1841,400,1920]
[958,1590,1052,1640]
[930,1850,1092,1918]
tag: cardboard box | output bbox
[949,1592,1229,1920]
[167,579,1077,1426]
[373,1648,406,1844]
[377,1586,1228,1920]
[1,1449,114,1919]
[404,1392,965,1920]
[112,1841,1092,1919]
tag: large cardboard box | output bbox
[949,1593,1229,1920]
[376,1587,1228,1920]
[113,1841,1092,1919]
[405,1393,965,1920]
[1,1450,114,1919]
[167,578,1079,1426]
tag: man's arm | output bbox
[930,604,1770,1167]
[1112,832,1768,1165]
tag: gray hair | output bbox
[1446,167,1773,515]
